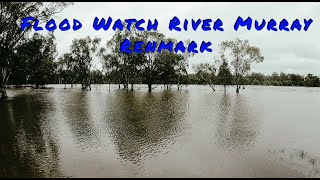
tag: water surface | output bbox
[1,85,320,178]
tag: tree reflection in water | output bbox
[63,91,100,150]
[0,92,64,178]
[215,94,261,153]
[103,90,190,169]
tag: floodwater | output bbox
[1,84,320,178]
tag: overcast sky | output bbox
[47,2,320,76]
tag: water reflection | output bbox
[215,94,260,152]
[0,93,63,178]
[63,91,99,150]
[104,90,189,168]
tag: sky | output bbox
[46,2,320,76]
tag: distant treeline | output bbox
[188,72,320,87]
[8,70,320,88]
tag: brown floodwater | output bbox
[1,84,320,178]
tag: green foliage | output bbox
[192,63,216,91]
[57,53,76,86]
[219,38,264,93]
[217,60,233,86]
[90,70,104,84]
[69,36,101,90]
[186,71,320,88]
[0,2,72,97]
[98,28,192,92]
[10,33,57,88]
[304,74,320,87]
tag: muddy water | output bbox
[1,85,319,178]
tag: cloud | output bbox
[47,2,320,76]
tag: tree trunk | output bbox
[1,67,11,99]
[131,83,133,91]
[177,75,180,91]
[235,75,240,93]
[124,72,129,91]
[109,82,111,92]
[148,82,152,92]
[0,88,7,99]
[209,79,215,91]
[211,85,216,91]
[224,85,226,93]
[123,83,128,91]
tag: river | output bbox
[1,84,320,178]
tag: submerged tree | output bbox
[90,69,104,84]
[99,26,192,92]
[99,26,142,91]
[192,63,217,91]
[139,33,192,92]
[57,53,76,88]
[157,46,190,90]
[69,36,101,90]
[173,40,193,90]
[138,31,165,92]
[217,57,233,92]
[220,38,264,93]
[98,52,120,89]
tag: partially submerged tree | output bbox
[99,27,192,92]
[90,69,104,84]
[216,55,233,92]
[98,52,121,89]
[69,36,101,90]
[139,33,192,92]
[139,31,165,92]
[157,47,190,90]
[99,26,141,91]
[219,38,264,93]
[192,63,217,91]
[57,52,77,88]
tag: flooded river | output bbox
[1,85,320,177]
